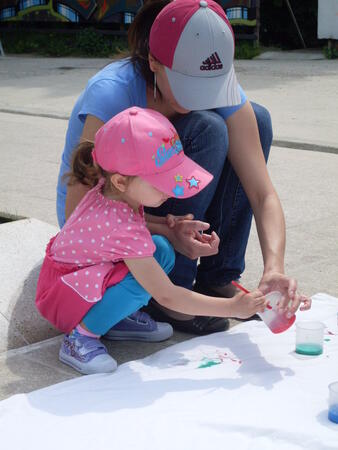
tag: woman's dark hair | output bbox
[128,0,170,88]
[66,141,106,188]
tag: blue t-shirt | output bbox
[57,58,247,227]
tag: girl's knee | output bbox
[152,235,175,274]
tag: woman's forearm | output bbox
[65,183,91,222]
[226,102,285,275]
[253,192,285,274]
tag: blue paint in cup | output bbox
[328,382,338,424]
[328,404,338,424]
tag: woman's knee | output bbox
[152,235,175,274]
[251,102,273,160]
[174,110,229,159]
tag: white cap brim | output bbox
[165,64,241,111]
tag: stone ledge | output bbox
[0,218,59,353]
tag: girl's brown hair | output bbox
[67,141,106,188]
[128,0,170,88]
[66,141,135,192]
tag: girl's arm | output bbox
[226,101,310,313]
[124,256,267,319]
[65,114,104,221]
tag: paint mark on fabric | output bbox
[197,350,242,369]
[198,358,222,369]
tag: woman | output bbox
[57,0,309,336]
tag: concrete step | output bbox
[0,218,59,353]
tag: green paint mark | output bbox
[324,338,331,342]
[198,359,221,369]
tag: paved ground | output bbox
[0,52,337,400]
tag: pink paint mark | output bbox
[216,350,241,365]
[266,303,272,310]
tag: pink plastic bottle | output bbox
[258,291,296,334]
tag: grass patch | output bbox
[0,28,128,57]
[1,28,260,59]
[324,44,338,60]
[235,41,261,60]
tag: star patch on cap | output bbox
[172,185,184,197]
[187,176,200,189]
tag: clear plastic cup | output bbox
[295,321,325,355]
[328,382,338,424]
[258,291,296,334]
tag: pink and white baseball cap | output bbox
[149,0,241,111]
[92,107,213,199]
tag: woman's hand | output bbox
[258,271,312,316]
[165,213,220,259]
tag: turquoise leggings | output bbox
[82,235,175,335]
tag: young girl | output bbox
[36,107,268,375]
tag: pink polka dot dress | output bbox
[35,179,155,333]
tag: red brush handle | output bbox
[231,280,250,294]
[231,281,272,309]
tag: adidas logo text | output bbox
[200,52,223,71]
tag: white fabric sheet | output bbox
[0,293,337,449]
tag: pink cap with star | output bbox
[92,107,213,199]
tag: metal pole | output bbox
[0,40,5,57]
[256,0,260,47]
[284,0,306,48]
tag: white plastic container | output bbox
[258,291,296,334]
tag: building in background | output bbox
[0,0,143,24]
[0,0,259,39]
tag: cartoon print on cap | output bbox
[153,133,183,168]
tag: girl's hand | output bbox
[165,214,220,259]
[228,290,267,319]
[258,271,312,316]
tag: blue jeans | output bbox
[82,235,175,335]
[145,102,273,290]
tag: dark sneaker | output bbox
[193,280,239,298]
[142,300,230,336]
[103,310,173,342]
[59,330,117,375]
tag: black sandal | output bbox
[142,300,229,336]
